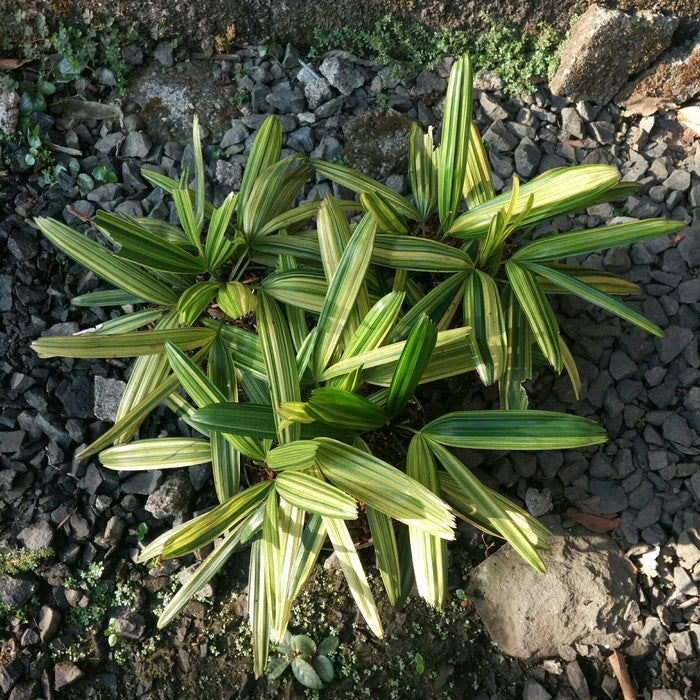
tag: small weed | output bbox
[228,91,249,106]
[374,91,389,109]
[309,13,563,95]
[0,546,53,575]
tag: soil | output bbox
[3,0,699,53]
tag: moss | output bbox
[310,14,563,95]
[344,108,413,180]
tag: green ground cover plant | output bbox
[31,53,683,677]
[309,14,562,94]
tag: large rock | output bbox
[618,31,700,115]
[550,5,679,104]
[468,533,638,659]
[344,108,413,180]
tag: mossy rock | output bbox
[343,108,413,181]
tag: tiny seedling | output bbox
[267,632,338,689]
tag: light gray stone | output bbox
[469,534,638,659]
[482,120,518,152]
[0,89,19,136]
[17,521,54,551]
[53,661,83,691]
[319,56,366,95]
[121,131,151,159]
[145,473,193,519]
[304,77,334,110]
[551,6,679,103]
[525,488,553,517]
[153,42,174,67]
[93,376,126,422]
[220,123,249,148]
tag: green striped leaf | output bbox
[32,326,215,359]
[365,506,403,605]
[203,320,266,380]
[512,219,684,262]
[306,388,385,430]
[362,328,474,387]
[360,191,409,234]
[386,315,437,420]
[498,288,531,411]
[158,508,263,628]
[438,472,551,549]
[276,244,309,354]
[133,217,193,247]
[241,156,302,240]
[262,270,328,314]
[161,481,272,559]
[406,434,447,609]
[249,537,270,678]
[315,438,455,539]
[312,159,420,220]
[449,164,621,238]
[322,327,469,381]
[463,270,507,385]
[94,309,163,334]
[256,202,320,238]
[217,281,257,319]
[312,213,377,375]
[438,54,472,229]
[257,294,302,443]
[427,440,545,572]
[536,265,640,295]
[207,335,242,501]
[34,217,177,306]
[524,261,664,337]
[391,272,468,340]
[422,410,607,449]
[204,191,241,269]
[250,231,322,263]
[95,211,206,274]
[172,188,204,254]
[266,441,320,471]
[192,114,206,233]
[321,516,384,638]
[372,234,471,272]
[463,121,494,208]
[560,335,581,401]
[71,289,145,307]
[237,115,282,216]
[339,291,405,360]
[330,291,404,389]
[275,471,357,519]
[288,515,326,601]
[177,281,219,325]
[317,196,370,334]
[190,403,278,440]
[409,123,438,221]
[505,261,562,372]
[100,438,211,470]
[266,498,306,642]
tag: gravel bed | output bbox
[0,42,698,698]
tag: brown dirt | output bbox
[3,0,698,51]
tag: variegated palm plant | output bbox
[28,52,680,677]
[312,54,684,409]
[94,196,606,675]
